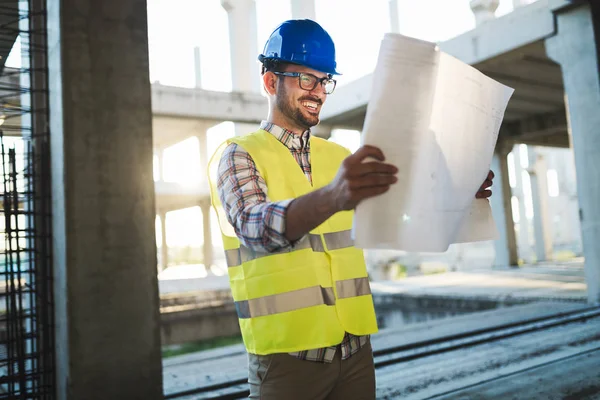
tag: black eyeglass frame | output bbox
[271,71,337,94]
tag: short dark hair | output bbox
[261,59,289,75]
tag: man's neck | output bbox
[266,115,308,136]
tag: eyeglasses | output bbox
[272,71,337,95]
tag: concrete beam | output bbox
[151,85,267,123]
[510,135,570,148]
[155,181,210,211]
[479,72,563,103]
[518,110,568,138]
[507,110,570,146]
[320,74,372,124]
[546,2,600,304]
[441,0,555,65]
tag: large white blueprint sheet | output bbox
[353,34,514,252]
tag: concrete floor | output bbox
[371,260,587,302]
[162,302,600,399]
[159,259,587,301]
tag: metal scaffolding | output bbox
[0,0,54,398]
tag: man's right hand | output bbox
[326,145,398,212]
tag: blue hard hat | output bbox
[258,19,340,75]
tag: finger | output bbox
[351,145,386,163]
[481,178,493,189]
[476,189,492,199]
[350,161,398,177]
[488,170,495,180]
[349,174,398,190]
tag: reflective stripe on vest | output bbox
[235,277,371,319]
[225,229,354,267]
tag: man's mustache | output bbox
[298,97,322,105]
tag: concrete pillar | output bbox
[546,2,600,304]
[159,211,169,271]
[194,46,202,89]
[47,0,163,398]
[201,202,214,269]
[491,146,519,267]
[197,130,208,186]
[389,0,400,33]
[513,144,532,263]
[291,0,316,20]
[312,124,333,139]
[470,0,499,26]
[156,149,164,181]
[221,0,260,93]
[528,148,554,262]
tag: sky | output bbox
[145,0,523,90]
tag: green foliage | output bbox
[388,262,407,279]
[162,335,243,358]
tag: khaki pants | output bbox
[248,342,375,400]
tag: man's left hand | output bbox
[475,170,494,199]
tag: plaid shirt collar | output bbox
[260,121,311,150]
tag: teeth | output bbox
[302,101,318,110]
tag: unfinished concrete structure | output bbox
[2,0,599,398]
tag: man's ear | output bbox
[263,71,278,96]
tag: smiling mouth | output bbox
[301,100,320,113]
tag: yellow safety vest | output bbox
[208,129,378,355]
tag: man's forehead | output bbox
[283,64,329,78]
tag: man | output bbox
[208,19,494,400]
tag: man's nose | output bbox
[309,84,327,98]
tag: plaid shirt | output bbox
[216,121,369,363]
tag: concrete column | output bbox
[528,148,554,262]
[312,124,333,139]
[291,0,316,20]
[546,2,600,304]
[201,202,214,269]
[470,0,499,26]
[513,144,532,263]
[159,211,169,271]
[156,149,164,181]
[197,130,208,186]
[389,0,400,33]
[221,0,260,93]
[194,46,202,89]
[47,0,163,398]
[491,146,519,267]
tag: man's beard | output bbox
[276,82,320,129]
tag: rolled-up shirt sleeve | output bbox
[216,143,295,253]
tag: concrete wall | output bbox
[161,304,240,346]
